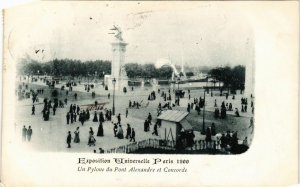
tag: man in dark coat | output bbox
[152,123,158,136]
[66,113,70,124]
[86,109,90,120]
[70,112,74,124]
[205,127,212,148]
[196,104,200,115]
[130,128,135,142]
[126,108,128,118]
[117,113,121,124]
[147,113,152,124]
[72,105,76,113]
[69,104,73,113]
[74,112,77,122]
[77,105,80,114]
[27,126,33,141]
[32,105,35,115]
[53,106,56,115]
[67,131,72,148]
[125,124,131,139]
[220,133,227,150]
[144,120,148,132]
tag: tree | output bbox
[209,65,245,92]
[158,66,173,79]
[143,64,156,78]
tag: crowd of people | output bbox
[18,76,253,154]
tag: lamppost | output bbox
[87,72,90,92]
[112,78,116,115]
[202,88,206,134]
[30,71,33,83]
[102,71,105,87]
[176,77,180,106]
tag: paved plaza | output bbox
[15,77,254,153]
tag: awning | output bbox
[180,119,193,131]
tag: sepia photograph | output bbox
[1,1,298,187]
[9,2,254,154]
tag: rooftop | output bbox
[158,110,189,122]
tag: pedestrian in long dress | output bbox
[93,111,98,122]
[126,108,128,118]
[67,131,72,148]
[88,127,96,146]
[22,126,27,141]
[117,125,124,139]
[99,112,104,123]
[88,133,96,146]
[74,127,80,143]
[97,121,104,136]
[130,128,135,142]
[113,123,118,137]
[27,126,33,141]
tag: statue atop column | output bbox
[109,25,123,42]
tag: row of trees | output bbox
[209,65,245,91]
[18,58,245,86]
[18,59,111,77]
[18,59,173,79]
[124,63,173,79]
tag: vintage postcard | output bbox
[1,1,299,187]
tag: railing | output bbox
[105,138,226,153]
[106,139,176,153]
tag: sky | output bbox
[5,1,254,67]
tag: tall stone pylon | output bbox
[105,26,129,90]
